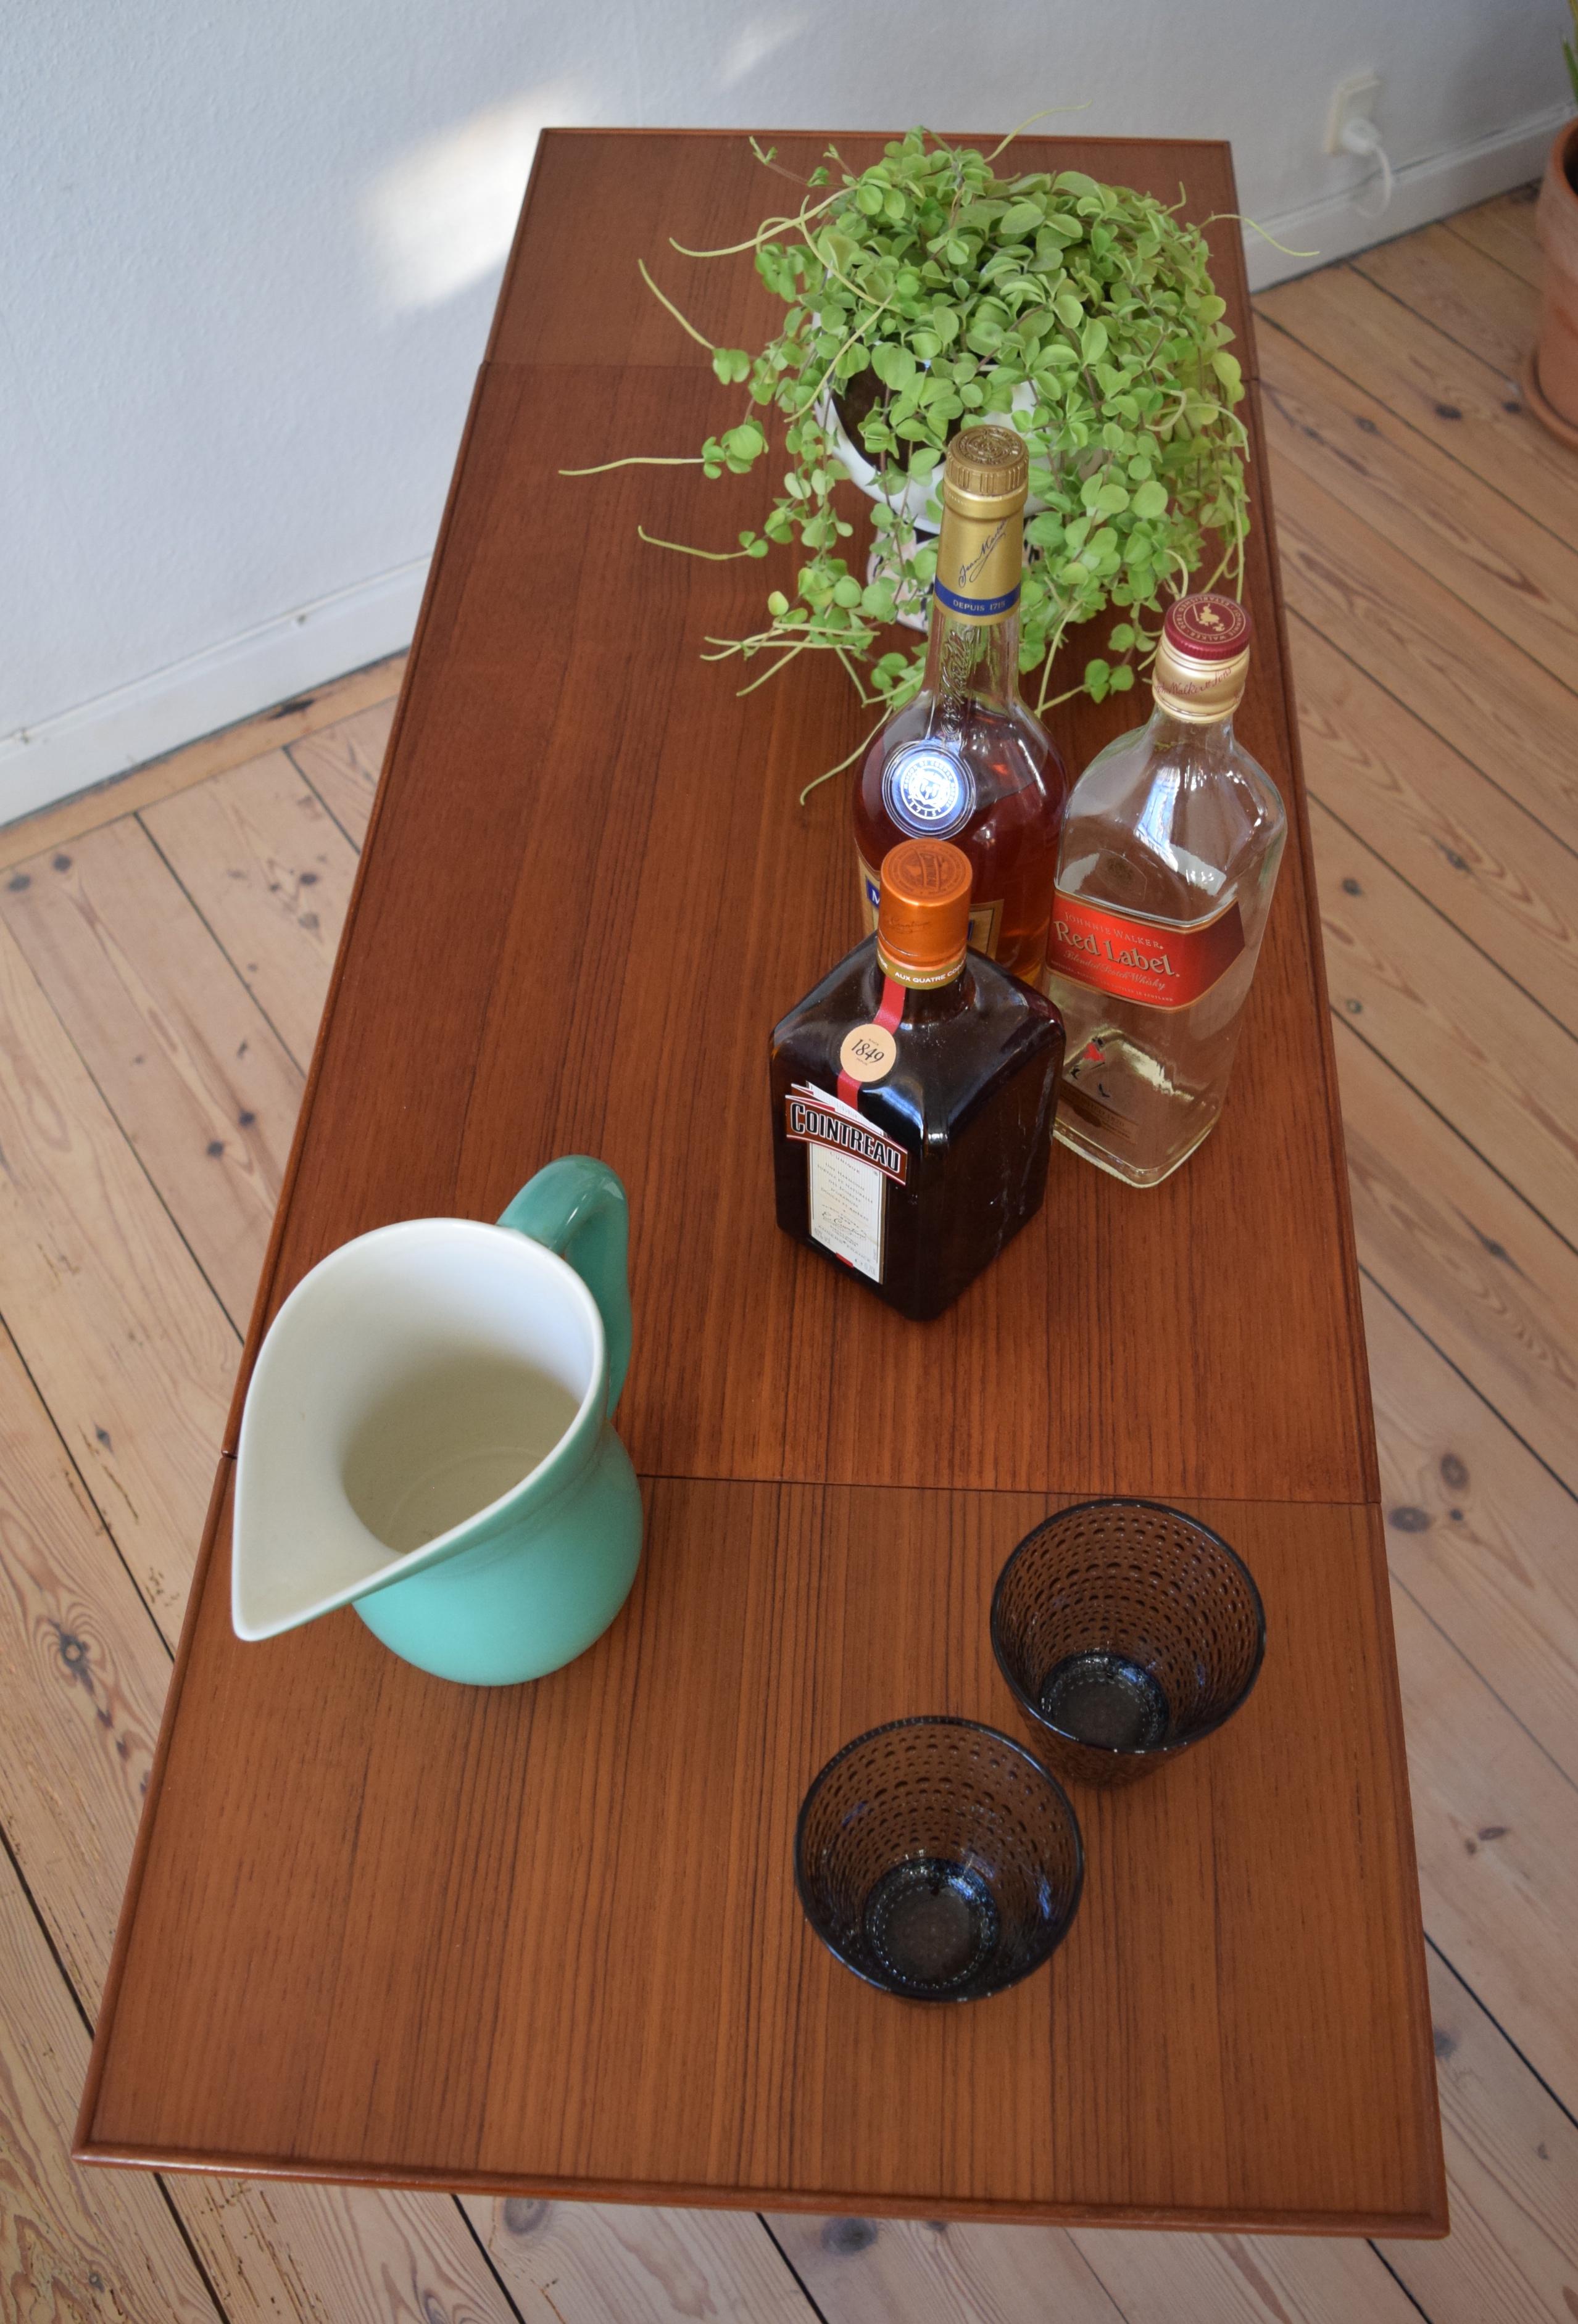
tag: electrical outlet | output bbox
[1326,72,1381,155]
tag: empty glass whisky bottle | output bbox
[770,838,1064,1321]
[853,425,1068,986]
[1042,595,1285,1188]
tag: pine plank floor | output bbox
[2,189,1575,2321]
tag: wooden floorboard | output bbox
[1444,186,1542,290]
[0,815,304,1331]
[1366,1280,1578,1792]
[462,2196,814,2322]
[1288,618,1578,1040]
[1270,463,1578,852]
[287,700,391,850]
[0,655,406,874]
[771,2206,1427,2322]
[1261,325,1578,692]
[1355,221,1537,378]
[3,194,1576,2318]
[0,1850,221,2324]
[141,750,362,1073]
[1380,1945,1578,2323]
[1336,1025,1578,1494]
[1257,260,1578,546]
[1310,798,1578,1247]
[0,918,238,1627]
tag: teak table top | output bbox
[77,131,1446,2234]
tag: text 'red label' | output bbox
[1045,888,1245,1010]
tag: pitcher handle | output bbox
[499,1157,632,1413]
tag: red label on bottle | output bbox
[1045,888,1245,1010]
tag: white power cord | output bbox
[1339,114,1395,219]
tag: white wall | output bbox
[2,0,1568,821]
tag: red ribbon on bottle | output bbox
[837,977,906,1110]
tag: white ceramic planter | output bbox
[816,387,946,534]
[816,376,1040,536]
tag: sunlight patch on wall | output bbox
[362,83,587,312]
[721,14,808,86]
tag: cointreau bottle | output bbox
[853,425,1068,985]
[770,838,1064,1321]
[1043,595,1285,1188]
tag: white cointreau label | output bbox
[857,851,1002,960]
[783,1081,907,1282]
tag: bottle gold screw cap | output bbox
[878,840,974,987]
[943,424,1029,518]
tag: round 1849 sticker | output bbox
[838,1022,897,1083]
[881,740,974,838]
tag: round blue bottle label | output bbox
[880,741,976,839]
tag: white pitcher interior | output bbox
[233,1218,603,1641]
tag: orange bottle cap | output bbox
[877,840,973,987]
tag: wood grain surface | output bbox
[143,751,360,1073]
[226,373,1374,1501]
[1354,223,1537,378]
[1256,263,1578,545]
[73,133,1436,2232]
[1287,616,1578,1036]
[1443,183,1543,287]
[0,812,302,1329]
[0,920,237,1625]
[82,1471,1441,2232]
[1261,326,1578,690]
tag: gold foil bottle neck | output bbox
[943,425,1029,519]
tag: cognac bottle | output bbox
[1043,595,1286,1188]
[771,838,1064,1321]
[853,425,1068,986]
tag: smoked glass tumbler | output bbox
[991,1499,1266,1787]
[794,1716,1083,2002]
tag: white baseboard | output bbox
[0,557,428,830]
[1243,101,1568,292]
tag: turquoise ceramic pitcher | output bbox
[231,1157,641,1685]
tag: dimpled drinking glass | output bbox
[794,1716,1083,2001]
[991,1499,1266,1786]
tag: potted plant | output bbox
[1526,0,1578,445]
[574,128,1250,789]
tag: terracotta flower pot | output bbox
[1526,118,1578,447]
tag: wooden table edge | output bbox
[1240,368,1381,1504]
[73,1450,236,2159]
[218,355,494,1457]
[80,134,1426,2221]
[67,2136,1448,2238]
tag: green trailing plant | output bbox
[570,126,1252,777]
[1566,0,1578,109]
